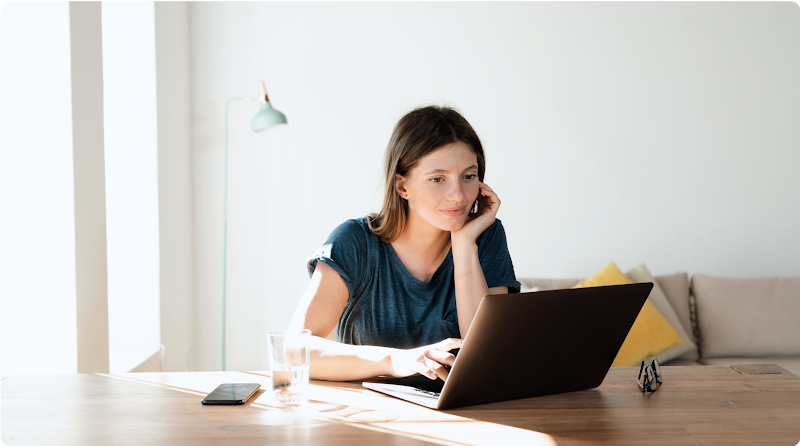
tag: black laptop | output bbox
[363,282,653,410]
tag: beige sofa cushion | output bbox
[626,263,697,364]
[692,275,800,358]
[700,357,800,376]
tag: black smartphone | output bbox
[201,383,261,405]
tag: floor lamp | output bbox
[222,80,287,371]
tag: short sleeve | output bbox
[307,219,369,299]
[476,219,521,293]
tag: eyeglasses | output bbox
[638,358,662,392]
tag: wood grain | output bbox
[446,366,800,445]
[1,373,429,446]
[2,366,799,446]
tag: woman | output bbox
[289,105,520,382]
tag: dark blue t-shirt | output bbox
[307,217,520,349]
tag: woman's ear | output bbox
[395,173,407,200]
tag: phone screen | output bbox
[201,383,261,405]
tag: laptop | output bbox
[363,282,653,410]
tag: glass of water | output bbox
[267,329,311,405]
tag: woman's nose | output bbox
[447,183,466,202]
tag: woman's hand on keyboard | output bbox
[388,338,462,382]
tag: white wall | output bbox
[1,1,79,375]
[101,1,162,374]
[2,1,195,375]
[2,1,114,375]
[70,1,110,374]
[154,1,195,372]
[189,2,800,371]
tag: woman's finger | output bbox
[478,182,500,208]
[481,184,500,203]
[434,338,463,352]
[425,349,456,367]
[424,357,449,382]
[479,182,495,196]
[411,361,437,380]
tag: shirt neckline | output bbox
[385,242,453,288]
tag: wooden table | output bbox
[3,366,800,445]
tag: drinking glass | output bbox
[267,329,311,405]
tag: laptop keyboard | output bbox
[413,387,441,398]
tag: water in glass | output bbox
[268,329,311,405]
[271,363,309,404]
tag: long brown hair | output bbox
[367,105,486,243]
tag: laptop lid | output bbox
[364,282,653,410]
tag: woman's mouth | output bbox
[440,206,467,218]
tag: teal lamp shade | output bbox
[251,80,287,132]
[251,102,287,132]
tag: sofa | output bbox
[519,267,800,375]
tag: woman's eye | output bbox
[463,174,477,180]
[430,177,444,183]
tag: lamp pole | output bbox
[221,96,250,372]
[221,82,287,372]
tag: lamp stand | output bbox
[220,82,286,372]
[221,96,253,372]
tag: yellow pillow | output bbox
[575,262,683,367]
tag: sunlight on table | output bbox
[105,371,558,446]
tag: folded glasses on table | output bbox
[638,358,662,393]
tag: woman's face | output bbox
[396,141,481,233]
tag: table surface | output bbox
[2,365,800,446]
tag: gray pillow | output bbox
[653,272,693,342]
[692,275,800,358]
[625,263,697,364]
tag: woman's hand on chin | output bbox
[451,182,500,246]
[388,338,462,382]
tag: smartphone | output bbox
[201,383,261,405]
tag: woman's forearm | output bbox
[307,336,396,381]
[451,240,489,338]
